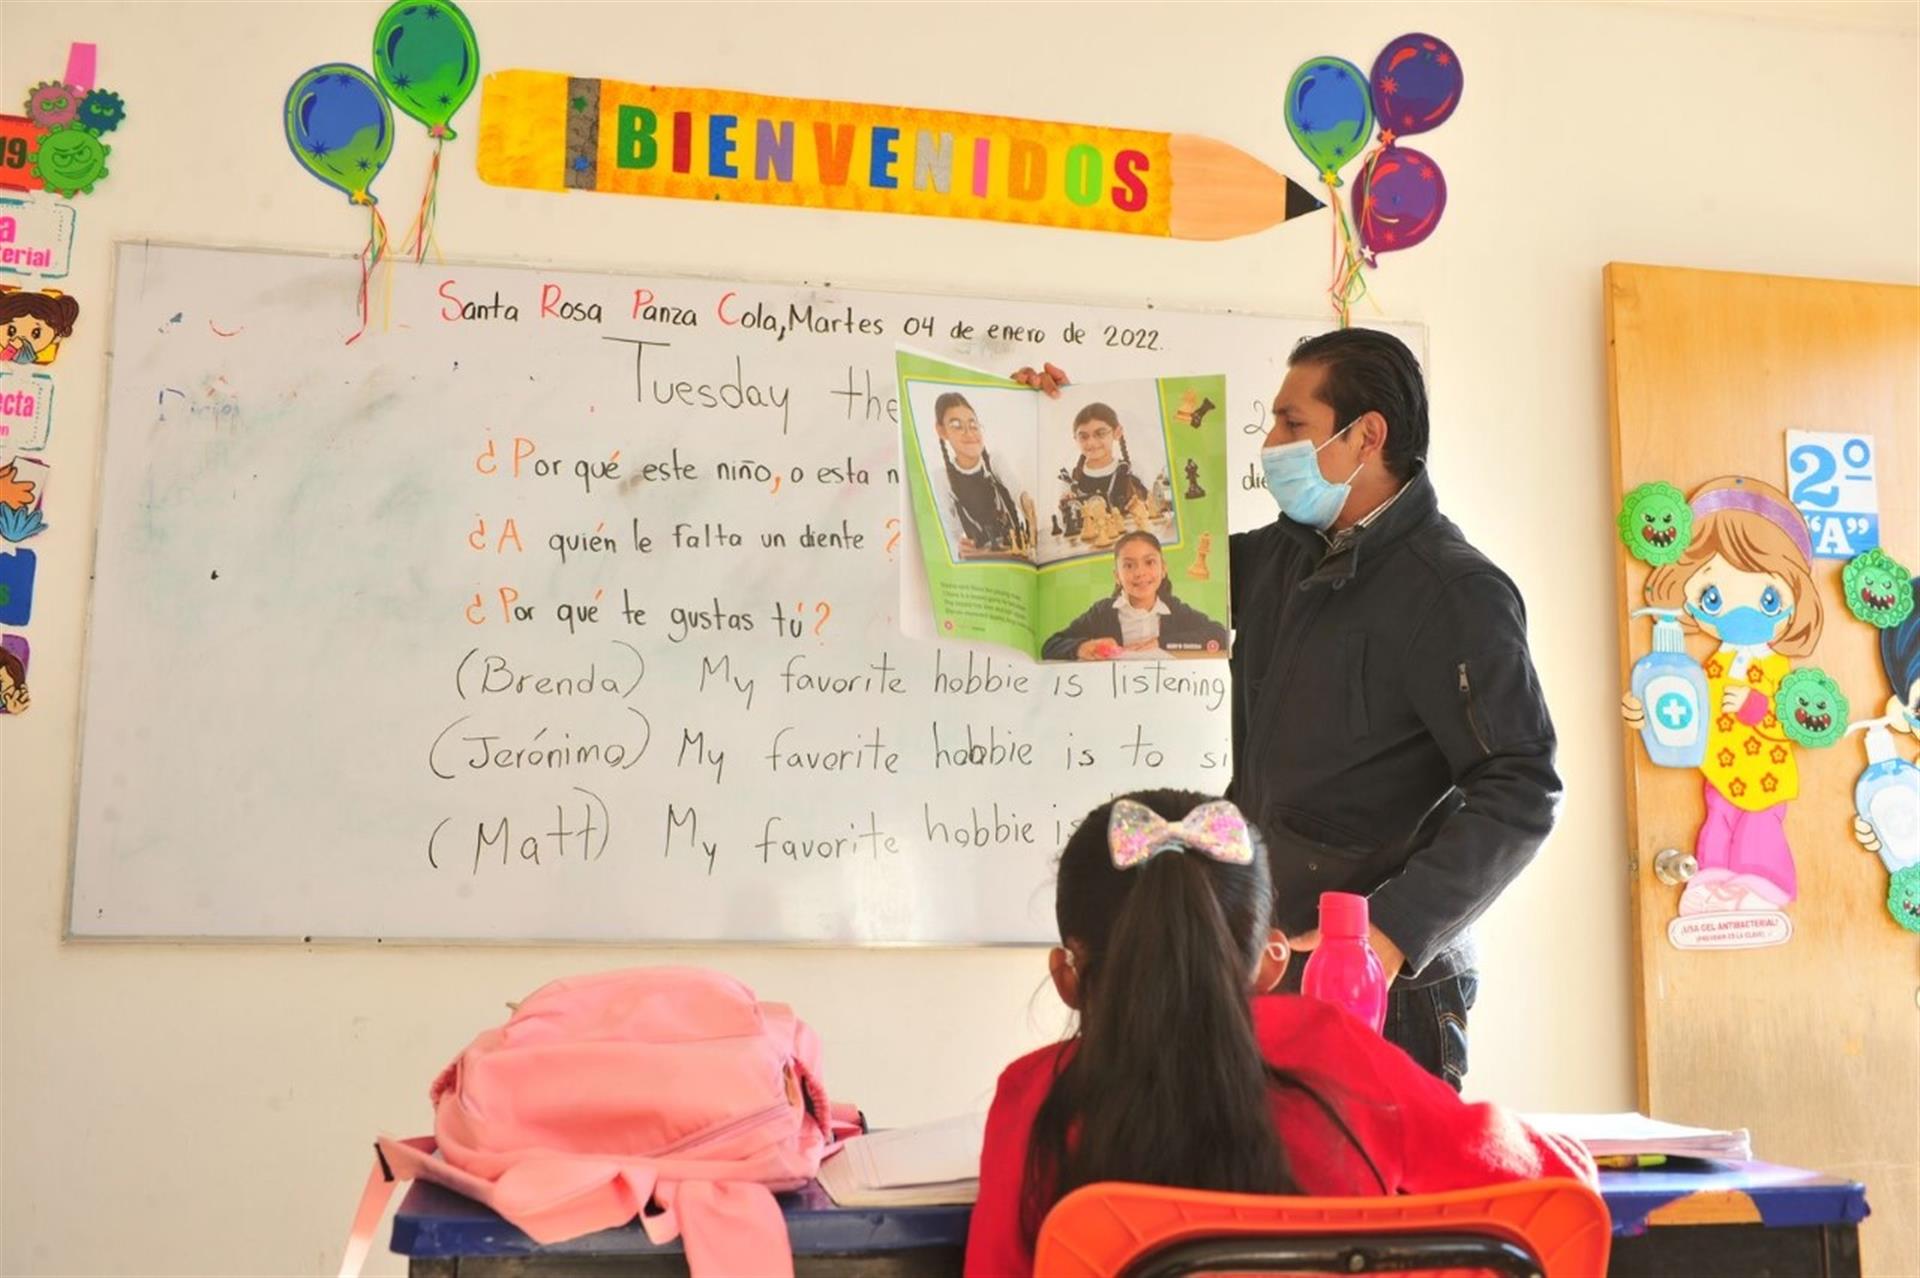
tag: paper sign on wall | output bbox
[0,368,53,449]
[478,71,1324,242]
[1786,430,1880,559]
[0,197,75,279]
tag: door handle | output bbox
[1653,847,1697,886]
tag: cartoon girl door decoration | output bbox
[1621,476,1845,950]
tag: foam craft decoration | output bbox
[0,286,80,366]
[22,45,118,198]
[477,71,1324,243]
[1844,547,1914,629]
[1777,668,1848,749]
[0,632,27,716]
[283,63,394,342]
[1891,865,1920,935]
[0,547,35,625]
[1352,143,1446,257]
[0,455,47,543]
[1627,475,1827,948]
[372,0,479,263]
[1284,56,1376,326]
[1369,33,1463,138]
[1284,57,1373,180]
[1619,481,1694,566]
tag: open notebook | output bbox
[1526,1112,1752,1161]
[818,1112,987,1207]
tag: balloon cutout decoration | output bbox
[284,63,394,342]
[1352,144,1446,255]
[1287,35,1463,325]
[1354,34,1461,265]
[1284,56,1373,325]
[372,0,480,262]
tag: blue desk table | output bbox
[393,1161,1867,1276]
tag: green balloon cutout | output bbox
[373,0,479,140]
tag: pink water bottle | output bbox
[1300,892,1388,1032]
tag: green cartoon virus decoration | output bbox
[75,88,126,135]
[23,80,81,129]
[30,123,109,197]
[1617,481,1693,567]
[1890,865,1920,935]
[1842,547,1914,629]
[1777,667,1849,749]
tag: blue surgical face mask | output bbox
[1687,582,1792,647]
[1261,422,1363,531]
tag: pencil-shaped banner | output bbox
[478,71,1323,242]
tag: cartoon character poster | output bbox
[1620,476,1846,949]
[1844,549,1920,934]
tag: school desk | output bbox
[390,1159,1868,1276]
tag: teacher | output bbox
[1015,330,1559,1089]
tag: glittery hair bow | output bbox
[1107,798,1255,870]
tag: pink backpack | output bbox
[340,967,858,1277]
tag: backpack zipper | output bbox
[1459,662,1491,755]
[651,1100,795,1158]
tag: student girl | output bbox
[1041,532,1226,660]
[933,391,1032,558]
[1624,476,1825,916]
[0,287,81,365]
[964,790,1594,1278]
[1060,402,1148,515]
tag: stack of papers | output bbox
[1526,1111,1752,1161]
[817,1112,986,1207]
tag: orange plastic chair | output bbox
[1034,1179,1611,1278]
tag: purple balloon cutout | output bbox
[1352,146,1446,256]
[1370,33,1463,138]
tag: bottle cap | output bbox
[1318,891,1370,938]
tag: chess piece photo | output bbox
[1080,496,1110,544]
[1184,459,1207,500]
[1174,388,1199,422]
[1187,531,1213,580]
[1185,396,1216,428]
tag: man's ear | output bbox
[1049,944,1082,1011]
[1255,929,1291,993]
[1355,410,1390,461]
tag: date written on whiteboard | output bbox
[1786,430,1880,559]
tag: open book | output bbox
[817,1112,987,1207]
[897,349,1230,662]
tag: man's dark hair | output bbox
[1288,329,1429,481]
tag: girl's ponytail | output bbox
[1022,794,1290,1242]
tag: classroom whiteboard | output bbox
[70,243,1420,943]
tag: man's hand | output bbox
[1010,363,1070,398]
[1289,925,1404,988]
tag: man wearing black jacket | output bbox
[1017,334,1559,1089]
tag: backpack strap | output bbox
[654,1179,795,1278]
[336,1136,435,1278]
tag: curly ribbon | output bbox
[1323,169,1369,328]
[347,201,391,347]
[399,131,447,266]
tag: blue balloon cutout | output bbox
[283,63,395,204]
[1285,56,1374,179]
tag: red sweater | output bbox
[964,994,1596,1278]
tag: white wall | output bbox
[2,2,1913,1273]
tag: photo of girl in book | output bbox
[1043,532,1227,661]
[932,391,1035,561]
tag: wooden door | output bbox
[1607,263,1918,1274]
